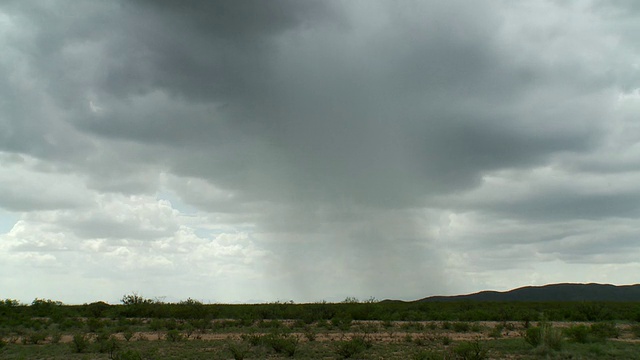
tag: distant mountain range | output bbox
[416,283,640,302]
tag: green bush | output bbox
[488,324,503,338]
[70,333,89,353]
[50,331,62,344]
[25,330,47,344]
[96,335,119,357]
[123,330,134,342]
[58,318,82,331]
[331,314,353,331]
[257,319,283,328]
[227,341,250,360]
[241,332,263,346]
[524,324,563,351]
[565,323,618,343]
[413,349,443,360]
[441,336,452,345]
[165,329,183,342]
[264,332,299,357]
[564,324,590,343]
[335,336,372,359]
[543,326,563,351]
[113,349,143,360]
[87,317,104,332]
[452,340,488,360]
[524,327,542,347]
[590,322,619,340]
[304,327,316,341]
[453,322,471,332]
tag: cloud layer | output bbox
[1,0,640,303]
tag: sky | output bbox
[1,0,640,305]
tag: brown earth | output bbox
[26,320,639,344]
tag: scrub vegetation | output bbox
[1,295,640,359]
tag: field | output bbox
[1,297,640,359]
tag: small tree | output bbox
[121,292,153,306]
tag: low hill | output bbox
[417,283,640,302]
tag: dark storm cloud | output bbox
[490,191,640,221]
[3,0,612,209]
[3,0,640,301]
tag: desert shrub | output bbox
[70,333,89,353]
[401,321,425,331]
[25,330,47,344]
[95,330,111,343]
[335,336,372,359]
[413,349,443,360]
[331,314,353,331]
[524,327,542,347]
[227,341,250,360]
[631,324,640,338]
[414,335,428,346]
[87,317,104,332]
[113,349,143,360]
[565,325,590,343]
[453,322,470,332]
[441,321,451,330]
[258,319,283,329]
[218,319,243,329]
[452,340,488,360]
[189,318,211,332]
[165,329,183,342]
[544,326,564,351]
[182,323,195,339]
[123,330,134,342]
[241,332,263,346]
[590,322,619,340]
[50,331,62,344]
[413,333,433,346]
[85,301,111,318]
[149,319,163,331]
[264,332,299,357]
[0,338,6,350]
[292,319,306,328]
[58,318,82,331]
[576,303,612,321]
[96,335,119,357]
[121,293,154,306]
[441,336,452,345]
[525,323,563,350]
[588,344,604,356]
[313,319,329,329]
[164,318,179,330]
[30,298,63,317]
[303,327,316,341]
[488,324,503,338]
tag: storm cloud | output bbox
[1,0,640,303]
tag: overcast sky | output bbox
[1,0,640,304]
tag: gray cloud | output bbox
[1,0,640,303]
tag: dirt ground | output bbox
[49,320,640,344]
